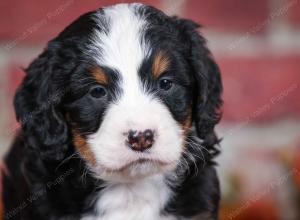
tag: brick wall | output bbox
[0,0,300,219]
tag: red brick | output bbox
[218,54,300,123]
[6,65,25,133]
[7,65,25,97]
[288,0,300,26]
[0,0,161,44]
[184,0,269,32]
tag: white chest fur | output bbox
[82,175,176,220]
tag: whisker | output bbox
[55,151,81,172]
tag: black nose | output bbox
[126,129,155,152]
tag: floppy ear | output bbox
[174,18,223,151]
[14,46,69,161]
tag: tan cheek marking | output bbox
[152,51,170,79]
[91,68,108,85]
[72,130,96,166]
[180,106,193,151]
[181,106,193,137]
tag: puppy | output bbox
[2,3,222,220]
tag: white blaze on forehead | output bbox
[93,3,150,84]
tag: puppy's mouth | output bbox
[102,158,170,173]
[93,158,176,182]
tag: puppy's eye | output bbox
[90,86,107,98]
[159,78,173,91]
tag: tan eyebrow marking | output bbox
[152,50,170,79]
[91,67,108,85]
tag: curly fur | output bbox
[2,3,222,220]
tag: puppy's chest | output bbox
[83,176,175,220]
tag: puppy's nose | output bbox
[126,129,154,152]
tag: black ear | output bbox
[14,45,69,161]
[174,18,223,151]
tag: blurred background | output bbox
[0,0,300,219]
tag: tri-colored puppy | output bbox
[3,3,222,220]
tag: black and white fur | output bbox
[2,3,222,220]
